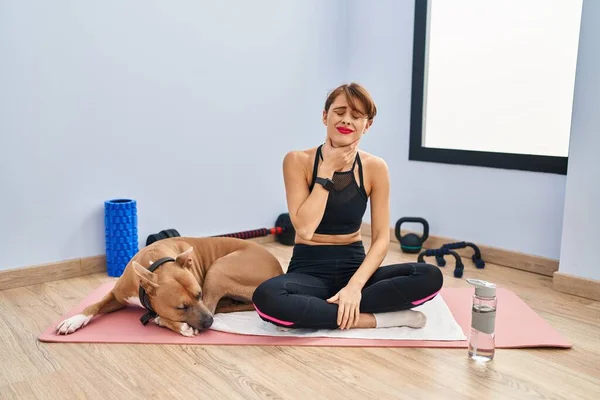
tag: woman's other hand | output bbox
[326,284,362,329]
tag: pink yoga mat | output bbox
[39,282,571,348]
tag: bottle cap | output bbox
[466,278,496,297]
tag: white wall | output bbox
[558,0,600,281]
[0,0,589,272]
[348,0,567,260]
[0,0,346,270]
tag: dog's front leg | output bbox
[152,316,199,337]
[55,290,124,334]
[202,291,222,316]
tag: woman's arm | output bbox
[326,156,391,329]
[283,141,358,240]
[347,157,391,289]
[282,151,334,241]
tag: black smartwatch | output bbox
[315,177,335,192]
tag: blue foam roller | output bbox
[104,198,139,277]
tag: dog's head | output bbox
[131,247,214,331]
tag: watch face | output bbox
[319,178,334,191]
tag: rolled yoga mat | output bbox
[104,199,139,277]
[39,282,571,349]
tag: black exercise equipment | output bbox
[212,213,295,245]
[146,229,181,246]
[418,247,464,278]
[274,213,295,246]
[214,228,275,240]
[395,217,429,253]
[441,241,485,269]
[145,213,296,247]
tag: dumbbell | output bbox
[145,213,297,247]
[273,213,295,246]
[214,213,296,246]
[146,229,181,246]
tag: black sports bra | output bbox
[308,145,368,235]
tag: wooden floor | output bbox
[1,239,599,400]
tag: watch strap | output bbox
[315,177,334,191]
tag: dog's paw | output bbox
[153,316,163,326]
[179,323,199,337]
[55,314,93,335]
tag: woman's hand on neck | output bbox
[326,136,361,149]
[320,137,360,173]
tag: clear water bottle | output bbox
[467,278,497,362]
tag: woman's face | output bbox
[322,94,372,147]
[323,94,372,147]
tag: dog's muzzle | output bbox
[188,314,214,331]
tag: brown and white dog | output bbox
[55,236,283,337]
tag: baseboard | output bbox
[0,255,107,291]
[360,223,559,277]
[0,235,276,291]
[552,272,600,301]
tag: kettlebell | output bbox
[395,217,429,253]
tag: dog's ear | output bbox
[175,247,194,269]
[132,261,159,296]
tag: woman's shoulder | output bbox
[358,149,388,171]
[358,150,389,194]
[283,146,319,168]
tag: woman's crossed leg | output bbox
[252,262,443,330]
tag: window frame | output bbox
[408,0,569,175]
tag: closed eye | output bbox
[177,304,189,310]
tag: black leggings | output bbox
[252,241,443,329]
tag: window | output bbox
[409,0,583,174]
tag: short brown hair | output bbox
[324,82,377,120]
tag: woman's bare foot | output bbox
[354,313,377,329]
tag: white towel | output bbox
[210,295,467,341]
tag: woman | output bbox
[252,83,443,330]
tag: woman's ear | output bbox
[322,110,327,126]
